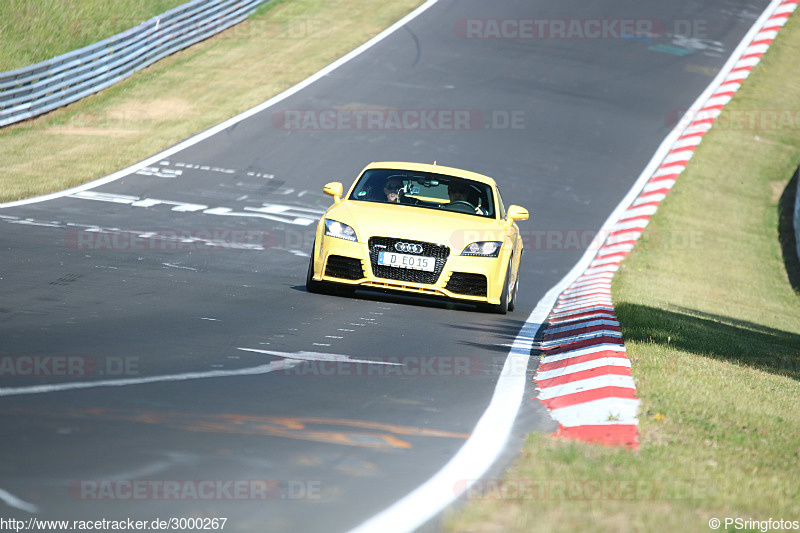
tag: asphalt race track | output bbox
[0,0,769,531]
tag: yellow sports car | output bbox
[306,162,529,313]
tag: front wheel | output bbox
[306,249,325,294]
[483,262,512,314]
[507,271,518,312]
[305,243,354,297]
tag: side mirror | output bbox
[323,182,344,203]
[506,205,529,222]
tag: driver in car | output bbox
[447,182,487,214]
[383,178,404,203]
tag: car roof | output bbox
[362,161,498,187]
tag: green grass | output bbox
[445,11,800,533]
[0,0,188,70]
[0,0,424,202]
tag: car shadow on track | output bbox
[291,284,486,313]
[447,319,541,354]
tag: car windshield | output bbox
[348,168,496,218]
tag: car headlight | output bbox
[324,219,357,241]
[461,241,502,257]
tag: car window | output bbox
[348,168,496,218]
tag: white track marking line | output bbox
[0,486,39,514]
[0,360,300,398]
[65,191,320,226]
[237,348,403,366]
[0,349,402,400]
[162,263,197,271]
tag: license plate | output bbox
[378,251,435,272]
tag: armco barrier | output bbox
[0,0,270,128]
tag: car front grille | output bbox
[368,237,449,285]
[324,255,364,280]
[445,272,488,297]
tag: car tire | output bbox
[305,242,355,297]
[508,271,518,312]
[305,243,327,294]
[484,262,511,314]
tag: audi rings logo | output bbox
[395,242,423,254]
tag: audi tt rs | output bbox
[306,161,529,313]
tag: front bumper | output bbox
[311,236,507,304]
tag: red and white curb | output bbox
[533,0,799,450]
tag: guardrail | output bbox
[0,0,270,128]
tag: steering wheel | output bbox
[446,200,477,213]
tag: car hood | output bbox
[326,200,509,251]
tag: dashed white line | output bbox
[7,219,61,227]
[162,263,197,271]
